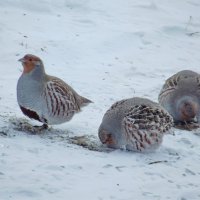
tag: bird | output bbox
[158,70,200,129]
[17,54,92,130]
[98,97,173,152]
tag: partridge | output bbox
[98,97,173,152]
[17,54,92,128]
[159,70,200,129]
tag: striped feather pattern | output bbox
[122,104,173,152]
[158,70,200,125]
[159,70,200,103]
[43,79,80,120]
[159,74,180,102]
[98,97,173,152]
[17,54,92,126]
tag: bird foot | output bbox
[32,124,48,133]
[9,117,49,134]
[174,121,200,131]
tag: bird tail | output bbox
[79,96,93,107]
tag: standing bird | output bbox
[17,54,92,130]
[98,97,173,152]
[159,70,200,129]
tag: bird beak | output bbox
[18,57,25,63]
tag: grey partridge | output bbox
[159,70,200,129]
[17,54,92,129]
[98,97,173,152]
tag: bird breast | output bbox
[17,74,44,112]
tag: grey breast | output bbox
[17,74,43,111]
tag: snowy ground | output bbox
[1,0,200,199]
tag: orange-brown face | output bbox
[180,101,198,121]
[99,130,117,147]
[18,54,42,74]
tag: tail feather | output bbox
[79,96,93,107]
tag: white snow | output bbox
[0,0,200,199]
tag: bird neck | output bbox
[29,64,46,82]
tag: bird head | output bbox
[178,97,199,122]
[98,129,117,148]
[18,54,45,74]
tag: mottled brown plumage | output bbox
[98,97,173,152]
[17,54,92,128]
[159,70,200,129]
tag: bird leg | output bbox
[184,121,192,131]
[42,124,48,129]
[33,124,48,132]
[174,121,199,131]
[184,121,200,130]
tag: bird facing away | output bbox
[17,54,92,129]
[98,97,173,152]
[158,70,200,129]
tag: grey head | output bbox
[18,54,46,81]
[98,104,125,148]
[98,99,131,149]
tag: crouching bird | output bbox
[98,97,173,152]
[159,70,200,130]
[17,54,92,130]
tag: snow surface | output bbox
[0,0,200,199]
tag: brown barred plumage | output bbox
[158,70,200,127]
[17,54,92,127]
[98,97,173,152]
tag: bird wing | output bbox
[43,78,80,117]
[122,104,173,151]
[159,72,200,101]
[159,73,181,99]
